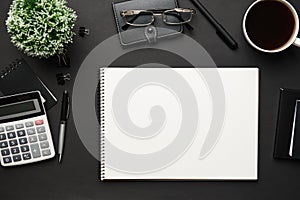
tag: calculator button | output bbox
[38,134,47,141]
[30,144,41,158]
[42,149,51,157]
[20,145,29,152]
[3,157,12,164]
[35,120,44,126]
[0,141,8,148]
[9,139,18,147]
[11,147,20,154]
[29,136,38,143]
[0,127,4,132]
[13,155,22,162]
[37,126,46,134]
[0,134,6,141]
[27,128,36,135]
[25,122,34,127]
[19,138,28,145]
[6,126,14,131]
[7,132,16,139]
[1,149,10,156]
[22,153,31,160]
[40,141,49,149]
[15,124,24,129]
[17,130,26,137]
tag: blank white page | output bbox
[100,67,258,181]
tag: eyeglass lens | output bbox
[124,11,154,26]
[164,10,193,24]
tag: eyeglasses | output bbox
[120,8,196,31]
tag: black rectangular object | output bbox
[0,59,57,110]
[112,0,183,46]
[274,88,300,159]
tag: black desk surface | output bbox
[1,0,300,199]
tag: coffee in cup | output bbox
[243,0,300,53]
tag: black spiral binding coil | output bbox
[0,59,22,79]
[100,67,106,181]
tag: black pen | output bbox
[189,0,238,50]
[58,90,70,163]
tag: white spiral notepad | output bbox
[100,67,259,181]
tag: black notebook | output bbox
[274,88,300,159]
[112,0,183,46]
[0,59,57,110]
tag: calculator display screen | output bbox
[0,99,41,121]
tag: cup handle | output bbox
[294,38,300,47]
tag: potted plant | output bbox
[6,0,77,58]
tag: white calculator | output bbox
[0,91,55,166]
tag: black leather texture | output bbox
[112,0,183,46]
